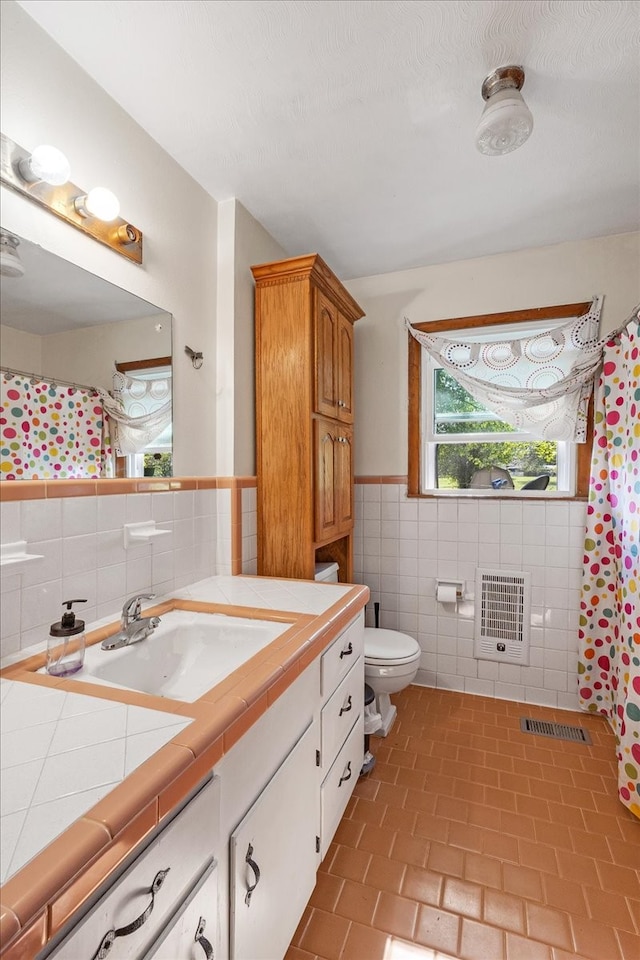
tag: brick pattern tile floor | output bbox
[286,685,640,960]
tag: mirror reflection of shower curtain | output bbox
[578,318,640,819]
[0,372,112,479]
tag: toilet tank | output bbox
[314,562,339,583]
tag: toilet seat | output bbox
[364,628,420,664]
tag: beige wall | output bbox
[347,231,640,476]
[216,199,287,476]
[1,1,217,475]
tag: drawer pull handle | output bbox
[339,761,352,787]
[195,917,214,959]
[339,642,353,659]
[92,868,170,959]
[339,695,352,716]
[245,843,261,906]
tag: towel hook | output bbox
[185,345,204,369]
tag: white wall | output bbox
[348,230,640,710]
[2,314,171,392]
[1,0,218,475]
[216,199,287,476]
[347,231,640,476]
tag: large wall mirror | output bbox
[0,231,172,480]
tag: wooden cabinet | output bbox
[314,418,353,543]
[252,254,363,582]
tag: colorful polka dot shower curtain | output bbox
[578,317,640,819]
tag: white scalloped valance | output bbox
[406,297,605,442]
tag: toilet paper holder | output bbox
[436,579,464,602]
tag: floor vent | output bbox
[520,718,592,744]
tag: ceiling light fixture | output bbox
[0,231,25,278]
[18,144,71,185]
[475,65,533,156]
[74,187,121,222]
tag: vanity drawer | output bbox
[320,612,364,697]
[320,657,363,771]
[320,713,364,859]
[48,778,219,960]
[140,860,217,960]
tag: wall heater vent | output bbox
[474,568,531,665]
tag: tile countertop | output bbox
[0,575,369,957]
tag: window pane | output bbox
[433,369,517,435]
[435,441,558,490]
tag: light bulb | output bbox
[75,187,120,222]
[18,144,70,185]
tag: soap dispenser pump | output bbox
[46,599,87,677]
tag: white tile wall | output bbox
[241,486,258,575]
[0,489,228,657]
[354,482,586,711]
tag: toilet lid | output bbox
[364,628,420,663]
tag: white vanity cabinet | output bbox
[229,723,318,960]
[37,610,366,960]
[318,612,364,858]
[43,778,220,960]
[140,862,217,959]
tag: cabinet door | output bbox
[314,418,337,542]
[229,723,318,960]
[335,425,353,532]
[336,313,354,424]
[314,291,338,419]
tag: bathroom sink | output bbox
[57,610,289,702]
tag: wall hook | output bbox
[185,345,204,369]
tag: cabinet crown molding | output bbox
[251,253,364,322]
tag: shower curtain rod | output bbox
[606,304,640,344]
[1,365,99,395]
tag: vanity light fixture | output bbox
[17,144,71,186]
[74,187,121,222]
[0,132,143,264]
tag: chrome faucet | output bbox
[101,594,161,650]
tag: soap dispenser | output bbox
[46,599,87,677]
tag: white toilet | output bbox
[313,565,420,738]
[364,627,421,737]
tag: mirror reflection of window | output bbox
[113,358,172,478]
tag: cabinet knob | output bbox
[337,400,346,407]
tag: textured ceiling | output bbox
[16,0,640,279]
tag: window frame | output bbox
[407,300,593,499]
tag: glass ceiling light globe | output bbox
[77,187,121,222]
[19,144,71,185]
[475,65,533,157]
[0,232,25,279]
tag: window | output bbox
[408,301,593,497]
[114,357,172,478]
